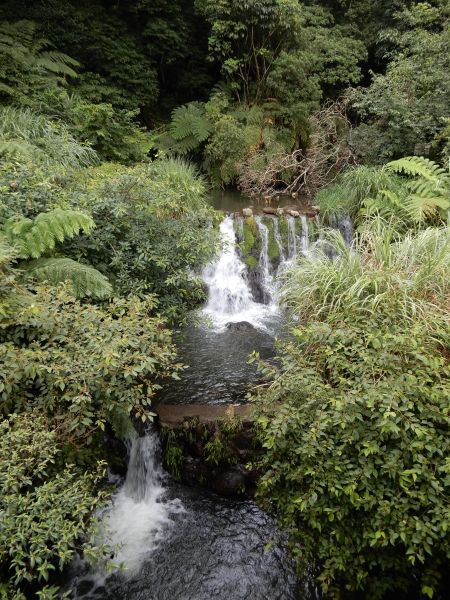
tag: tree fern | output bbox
[0,20,79,92]
[161,102,213,155]
[25,258,112,299]
[2,209,95,259]
[387,156,447,182]
[36,51,79,79]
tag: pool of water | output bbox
[158,320,279,405]
[69,481,305,600]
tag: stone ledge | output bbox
[155,403,254,428]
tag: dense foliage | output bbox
[253,222,450,598]
[0,15,217,592]
[1,0,449,598]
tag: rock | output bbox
[312,205,320,212]
[276,207,284,215]
[287,209,300,218]
[210,466,248,497]
[182,456,209,487]
[242,207,253,217]
[262,206,277,215]
[225,321,255,332]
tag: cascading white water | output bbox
[287,216,297,258]
[300,215,309,252]
[202,215,277,329]
[102,432,183,574]
[338,216,354,246]
[255,216,275,302]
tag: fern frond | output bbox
[168,102,212,148]
[383,156,450,223]
[3,209,95,259]
[387,156,446,182]
[24,257,113,299]
[405,195,450,221]
[36,51,79,79]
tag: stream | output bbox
[68,192,325,600]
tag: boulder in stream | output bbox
[225,321,256,332]
[242,207,253,217]
[262,206,277,215]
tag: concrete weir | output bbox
[155,403,253,428]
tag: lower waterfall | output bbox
[103,433,183,574]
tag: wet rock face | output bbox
[210,466,249,497]
[245,265,270,304]
[160,419,260,498]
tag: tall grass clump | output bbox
[0,106,97,169]
[282,218,450,325]
[315,165,405,222]
[147,157,207,217]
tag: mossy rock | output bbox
[278,215,289,250]
[261,217,280,261]
[308,217,319,243]
[244,255,258,269]
[240,216,261,265]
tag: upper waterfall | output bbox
[202,216,278,330]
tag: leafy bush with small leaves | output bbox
[0,412,109,598]
[254,222,450,598]
[0,284,181,441]
[63,159,217,320]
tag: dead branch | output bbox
[238,100,357,198]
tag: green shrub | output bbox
[62,158,217,321]
[255,221,450,598]
[0,412,109,598]
[0,284,180,440]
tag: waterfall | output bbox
[338,216,354,246]
[255,216,275,303]
[203,216,276,329]
[300,215,309,252]
[287,216,297,259]
[272,216,286,262]
[102,432,183,574]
